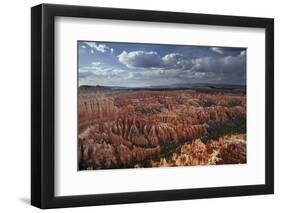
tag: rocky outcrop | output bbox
[78,88,246,170]
[79,98,119,120]
[151,134,246,167]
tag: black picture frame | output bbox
[31,3,274,209]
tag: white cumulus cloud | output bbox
[84,42,114,54]
[118,51,162,68]
[210,47,224,54]
[240,50,246,56]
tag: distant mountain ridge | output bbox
[80,83,246,91]
[79,85,110,91]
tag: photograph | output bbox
[78,41,247,170]
[30,3,274,209]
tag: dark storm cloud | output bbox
[190,53,246,83]
[118,51,193,70]
[118,51,163,68]
[117,49,246,85]
[79,41,246,86]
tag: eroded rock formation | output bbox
[78,86,246,170]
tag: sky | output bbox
[78,41,246,87]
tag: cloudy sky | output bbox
[78,41,246,87]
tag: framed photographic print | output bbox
[31,4,274,209]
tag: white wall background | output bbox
[0,0,279,212]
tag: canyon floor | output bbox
[78,86,246,170]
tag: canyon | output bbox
[78,86,246,170]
